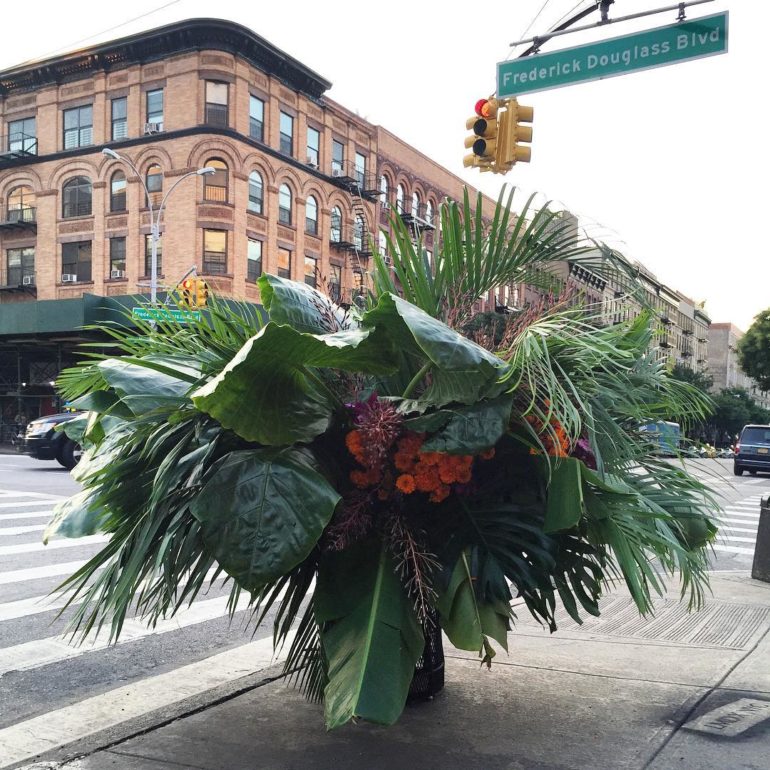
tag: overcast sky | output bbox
[2,1,760,330]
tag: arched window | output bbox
[305,195,318,235]
[411,191,421,218]
[146,164,162,206]
[330,206,342,243]
[380,175,390,209]
[278,183,292,225]
[110,171,126,212]
[248,170,263,214]
[396,184,405,215]
[62,176,92,218]
[7,185,35,223]
[203,158,228,202]
[425,200,434,226]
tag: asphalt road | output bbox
[0,452,767,767]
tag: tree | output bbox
[737,309,770,391]
[669,362,713,394]
[710,387,770,440]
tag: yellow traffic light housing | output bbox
[195,278,210,308]
[498,98,534,170]
[463,98,499,170]
[180,278,195,307]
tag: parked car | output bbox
[21,412,84,469]
[734,424,770,476]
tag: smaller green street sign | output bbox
[132,307,201,323]
[498,12,728,98]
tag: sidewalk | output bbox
[14,573,770,770]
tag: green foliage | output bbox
[711,387,770,436]
[669,362,714,394]
[737,309,770,391]
[46,186,720,732]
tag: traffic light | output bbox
[463,98,498,170]
[195,278,210,308]
[498,98,534,169]
[180,278,195,307]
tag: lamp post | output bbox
[102,148,214,304]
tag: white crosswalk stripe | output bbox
[713,493,764,556]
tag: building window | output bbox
[111,97,128,140]
[205,81,229,126]
[145,89,164,131]
[355,152,366,187]
[277,247,291,279]
[425,200,434,225]
[7,186,35,223]
[8,117,36,155]
[62,177,92,218]
[62,241,92,282]
[354,215,365,250]
[63,105,93,149]
[109,237,126,275]
[203,158,228,202]
[279,112,294,156]
[379,175,389,207]
[330,206,342,242]
[247,238,262,281]
[396,184,405,214]
[411,191,420,218]
[304,256,317,288]
[144,234,162,276]
[379,231,387,254]
[248,171,263,214]
[203,229,227,274]
[305,195,318,235]
[332,140,344,175]
[306,127,320,167]
[146,164,163,206]
[110,171,127,212]
[278,183,292,225]
[6,247,34,286]
[328,264,341,302]
[249,95,264,141]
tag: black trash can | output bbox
[751,496,770,583]
[408,611,445,701]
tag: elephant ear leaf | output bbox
[190,449,340,590]
[315,542,424,730]
[258,273,345,334]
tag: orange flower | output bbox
[479,447,495,460]
[394,451,415,472]
[396,474,416,494]
[350,469,371,489]
[415,470,440,492]
[438,463,457,484]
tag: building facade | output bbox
[0,18,495,432]
[708,323,770,410]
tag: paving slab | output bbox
[66,656,705,770]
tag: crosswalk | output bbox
[0,484,284,769]
[713,494,764,556]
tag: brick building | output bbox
[708,323,770,411]
[0,18,493,431]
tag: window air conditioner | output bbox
[110,269,125,279]
[61,274,78,283]
[306,156,318,168]
[144,122,162,135]
[22,274,35,285]
[331,167,343,178]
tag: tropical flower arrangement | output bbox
[49,188,719,730]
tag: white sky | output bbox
[2,1,760,330]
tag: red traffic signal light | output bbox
[464,98,498,169]
[180,278,195,307]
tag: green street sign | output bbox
[132,307,201,323]
[498,12,728,98]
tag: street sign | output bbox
[132,307,201,323]
[498,12,728,98]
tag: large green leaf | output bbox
[363,293,509,405]
[43,490,107,544]
[436,550,510,659]
[316,542,424,730]
[190,449,339,591]
[542,457,585,533]
[421,396,513,454]
[98,358,193,414]
[258,273,346,334]
[192,321,396,445]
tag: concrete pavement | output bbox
[8,571,768,770]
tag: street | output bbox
[0,452,768,768]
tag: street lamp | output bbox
[102,148,215,304]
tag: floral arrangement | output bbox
[49,188,719,730]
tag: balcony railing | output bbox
[0,133,37,162]
[330,224,373,255]
[0,207,36,229]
